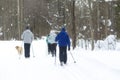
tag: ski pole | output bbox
[31,43,35,57]
[55,54,56,65]
[69,51,76,63]
[53,49,56,65]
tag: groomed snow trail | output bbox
[0,40,120,80]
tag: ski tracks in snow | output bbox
[0,40,120,80]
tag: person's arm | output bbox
[67,35,70,51]
[31,33,34,41]
[55,35,58,42]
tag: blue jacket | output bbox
[55,28,70,48]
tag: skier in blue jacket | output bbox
[55,27,70,66]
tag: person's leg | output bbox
[52,43,57,57]
[48,43,51,54]
[24,43,30,58]
[51,44,54,57]
[59,47,64,65]
[63,46,67,64]
[54,43,57,56]
[49,44,52,54]
[24,43,27,57]
[27,44,30,57]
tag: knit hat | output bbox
[61,27,66,31]
[26,26,29,29]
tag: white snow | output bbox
[0,36,120,80]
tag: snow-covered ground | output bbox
[0,38,120,80]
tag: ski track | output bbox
[0,40,120,80]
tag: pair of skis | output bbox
[54,51,76,66]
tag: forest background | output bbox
[0,0,119,50]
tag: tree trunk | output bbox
[88,0,94,50]
[71,0,76,49]
[17,0,23,40]
[3,0,7,40]
[17,0,21,40]
[105,2,108,37]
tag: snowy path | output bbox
[0,40,120,80]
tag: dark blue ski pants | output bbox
[59,46,67,64]
[24,43,31,58]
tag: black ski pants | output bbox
[24,43,31,58]
[59,46,67,64]
[47,43,51,54]
[51,43,57,56]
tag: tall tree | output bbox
[71,0,76,49]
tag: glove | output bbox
[68,47,70,51]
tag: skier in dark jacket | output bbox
[21,26,34,58]
[55,27,70,66]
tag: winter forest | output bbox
[0,0,120,50]
[1,0,120,80]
